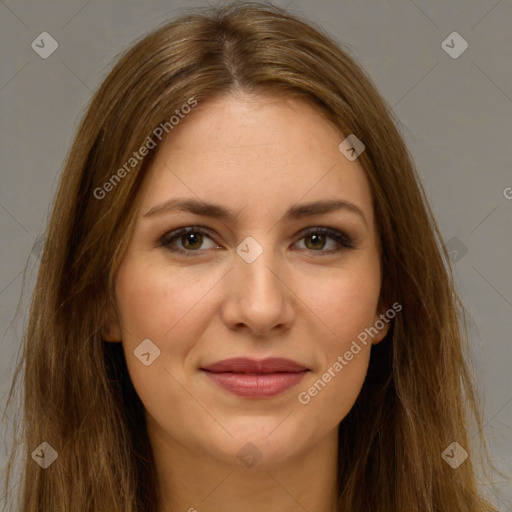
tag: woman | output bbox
[3,2,502,510]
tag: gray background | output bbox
[1,0,511,509]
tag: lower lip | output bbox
[202,370,309,398]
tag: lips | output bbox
[201,357,309,374]
[200,357,309,398]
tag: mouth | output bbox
[200,357,310,398]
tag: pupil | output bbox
[184,233,201,249]
[308,234,324,249]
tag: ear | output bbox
[102,298,122,343]
[371,308,391,345]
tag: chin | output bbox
[201,422,308,469]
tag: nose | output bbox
[220,237,296,337]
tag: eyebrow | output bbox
[143,197,367,227]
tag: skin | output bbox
[104,92,389,512]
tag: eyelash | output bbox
[158,225,355,257]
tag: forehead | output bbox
[138,93,374,226]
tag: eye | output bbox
[158,226,219,256]
[292,227,354,254]
[158,226,355,256]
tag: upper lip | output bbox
[201,357,309,374]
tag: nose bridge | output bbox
[223,233,294,334]
[236,233,283,303]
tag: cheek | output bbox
[114,255,219,344]
[113,255,222,400]
[293,259,380,420]
[296,347,370,437]
[300,261,381,351]
[295,279,375,428]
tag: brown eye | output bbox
[304,233,327,250]
[180,231,203,250]
[294,227,354,254]
[159,227,218,256]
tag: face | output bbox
[105,92,389,469]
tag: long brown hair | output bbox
[3,2,502,510]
